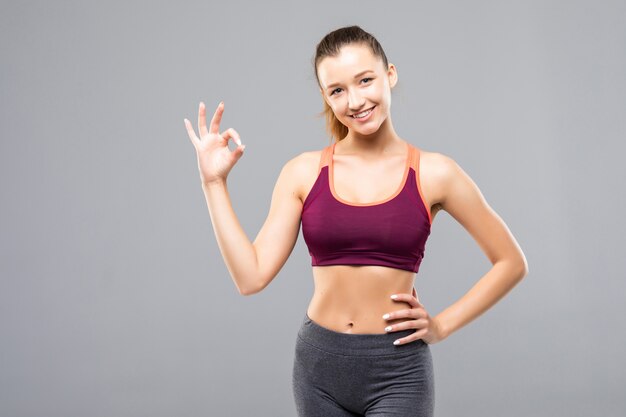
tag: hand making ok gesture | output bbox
[184,101,246,186]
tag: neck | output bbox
[341,117,403,154]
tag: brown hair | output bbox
[312,25,390,143]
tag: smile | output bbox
[351,106,375,120]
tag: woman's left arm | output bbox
[433,154,529,341]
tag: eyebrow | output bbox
[325,70,375,90]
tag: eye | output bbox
[329,77,373,96]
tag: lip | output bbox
[350,106,376,122]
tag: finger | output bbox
[383,307,420,321]
[221,127,242,146]
[392,308,424,321]
[207,101,224,136]
[393,329,427,346]
[198,102,208,138]
[232,143,246,161]
[390,293,421,308]
[183,118,199,147]
[385,318,428,333]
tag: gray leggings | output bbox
[292,312,435,417]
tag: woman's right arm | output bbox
[200,158,304,296]
[185,102,304,296]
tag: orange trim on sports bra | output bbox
[319,145,332,174]
[328,141,412,207]
[311,141,432,224]
[412,145,433,225]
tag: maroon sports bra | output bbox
[301,141,432,274]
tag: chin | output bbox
[353,126,380,136]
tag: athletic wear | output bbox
[301,141,432,273]
[292,312,435,417]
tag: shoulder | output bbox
[421,149,485,210]
[281,148,325,177]
[419,149,460,178]
[416,147,467,205]
[277,147,327,202]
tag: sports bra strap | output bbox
[318,142,421,174]
[318,144,333,174]
[411,145,421,171]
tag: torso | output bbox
[298,141,444,334]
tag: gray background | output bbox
[1,0,624,416]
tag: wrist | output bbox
[433,315,450,341]
[202,179,227,190]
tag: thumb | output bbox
[412,286,420,303]
[233,144,246,160]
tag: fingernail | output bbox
[385,326,392,332]
[393,340,400,345]
[241,145,246,151]
[391,294,398,299]
[382,313,390,319]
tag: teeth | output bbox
[352,107,373,118]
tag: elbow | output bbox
[238,276,264,296]
[239,249,264,296]
[239,283,259,296]
[516,255,529,280]
[240,288,261,297]
[498,255,528,282]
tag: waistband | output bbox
[298,312,426,357]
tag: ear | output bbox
[387,63,398,89]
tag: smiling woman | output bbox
[314,34,396,143]
[184,24,528,417]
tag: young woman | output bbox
[184,25,528,417]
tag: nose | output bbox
[347,88,366,111]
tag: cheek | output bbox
[378,93,391,111]
[331,103,347,117]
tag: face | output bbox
[317,43,397,136]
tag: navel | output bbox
[342,321,354,334]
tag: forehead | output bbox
[317,44,382,88]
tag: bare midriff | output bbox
[307,264,416,334]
